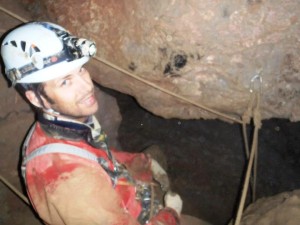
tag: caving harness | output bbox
[21,114,162,224]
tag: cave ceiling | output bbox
[5,0,300,122]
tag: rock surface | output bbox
[20,0,300,121]
[1,1,300,225]
[229,189,300,225]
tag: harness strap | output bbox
[23,143,99,165]
[21,138,160,224]
[21,143,108,182]
[22,123,37,159]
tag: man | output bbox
[1,21,182,225]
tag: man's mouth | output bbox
[79,92,97,106]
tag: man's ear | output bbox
[25,90,50,109]
[25,90,42,108]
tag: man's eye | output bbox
[60,80,68,86]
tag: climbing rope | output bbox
[0,5,263,224]
[0,5,27,23]
[93,55,243,124]
[0,5,243,124]
[0,175,30,205]
[241,73,262,202]
[0,5,28,202]
[234,74,262,225]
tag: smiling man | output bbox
[26,66,98,122]
[1,22,182,225]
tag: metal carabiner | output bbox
[250,70,263,94]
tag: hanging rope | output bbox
[241,94,255,201]
[234,74,262,225]
[241,73,263,202]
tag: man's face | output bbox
[42,67,98,122]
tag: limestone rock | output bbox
[21,0,300,121]
[230,190,300,225]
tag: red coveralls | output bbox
[22,120,179,225]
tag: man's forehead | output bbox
[43,66,82,86]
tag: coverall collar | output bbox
[39,113,109,150]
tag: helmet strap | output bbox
[34,89,47,109]
[42,108,92,125]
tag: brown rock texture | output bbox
[20,0,300,121]
[229,189,300,225]
[1,1,300,225]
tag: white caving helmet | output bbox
[1,22,97,85]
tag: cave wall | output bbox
[1,1,300,225]
[20,0,300,121]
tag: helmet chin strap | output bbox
[42,108,61,121]
[36,91,89,124]
[42,108,101,139]
[43,108,86,123]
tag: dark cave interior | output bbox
[1,85,300,225]
[0,1,300,224]
[103,86,300,225]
